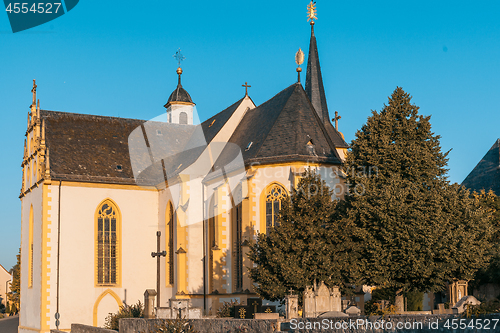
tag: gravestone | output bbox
[285,294,299,319]
[452,295,480,314]
[330,286,341,312]
[345,305,361,316]
[303,281,342,318]
[303,286,316,317]
[315,282,330,313]
[233,298,276,319]
[143,289,157,319]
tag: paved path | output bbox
[0,315,19,333]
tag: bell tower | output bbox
[164,49,195,125]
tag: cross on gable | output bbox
[242,82,251,96]
[333,111,342,131]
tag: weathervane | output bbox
[307,1,317,25]
[173,48,186,84]
[295,48,304,82]
[173,48,186,67]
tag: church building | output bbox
[19,3,348,332]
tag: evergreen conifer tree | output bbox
[339,87,493,297]
[249,170,360,302]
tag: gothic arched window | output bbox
[96,200,120,286]
[265,184,287,230]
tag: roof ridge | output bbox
[201,97,245,127]
[0,263,10,274]
[41,109,146,122]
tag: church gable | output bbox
[462,138,500,195]
[201,97,246,144]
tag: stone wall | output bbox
[120,318,281,333]
[71,323,117,333]
[120,314,500,333]
[283,314,500,333]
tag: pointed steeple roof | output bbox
[304,22,348,149]
[305,24,329,124]
[462,139,500,195]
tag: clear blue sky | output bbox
[1,0,499,269]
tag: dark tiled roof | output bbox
[324,122,349,149]
[133,98,247,185]
[462,139,500,195]
[165,84,193,107]
[305,26,329,124]
[305,26,348,149]
[41,110,144,184]
[213,82,342,169]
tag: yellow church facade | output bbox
[19,5,349,332]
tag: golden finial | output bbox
[295,48,305,82]
[295,48,305,66]
[307,1,317,25]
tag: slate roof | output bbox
[41,110,144,184]
[305,26,348,149]
[40,98,248,186]
[164,76,194,108]
[213,82,342,169]
[462,139,500,195]
[40,82,344,185]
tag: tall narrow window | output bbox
[265,184,287,229]
[96,200,120,286]
[233,203,243,291]
[166,203,175,285]
[179,112,188,124]
[29,205,34,287]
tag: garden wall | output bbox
[120,314,500,333]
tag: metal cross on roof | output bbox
[242,82,251,96]
[173,48,186,67]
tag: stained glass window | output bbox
[96,201,119,285]
[265,184,287,229]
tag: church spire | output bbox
[305,1,330,124]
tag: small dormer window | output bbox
[116,165,123,172]
[306,140,316,155]
[157,130,162,136]
[245,142,253,151]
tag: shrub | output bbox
[104,301,143,331]
[215,300,240,318]
[465,298,500,316]
[406,291,424,311]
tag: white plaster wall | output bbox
[186,181,204,295]
[250,164,343,234]
[50,184,157,329]
[19,186,43,332]
[158,188,177,307]
[168,105,194,125]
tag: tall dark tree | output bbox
[248,170,360,303]
[471,190,500,287]
[338,87,493,299]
